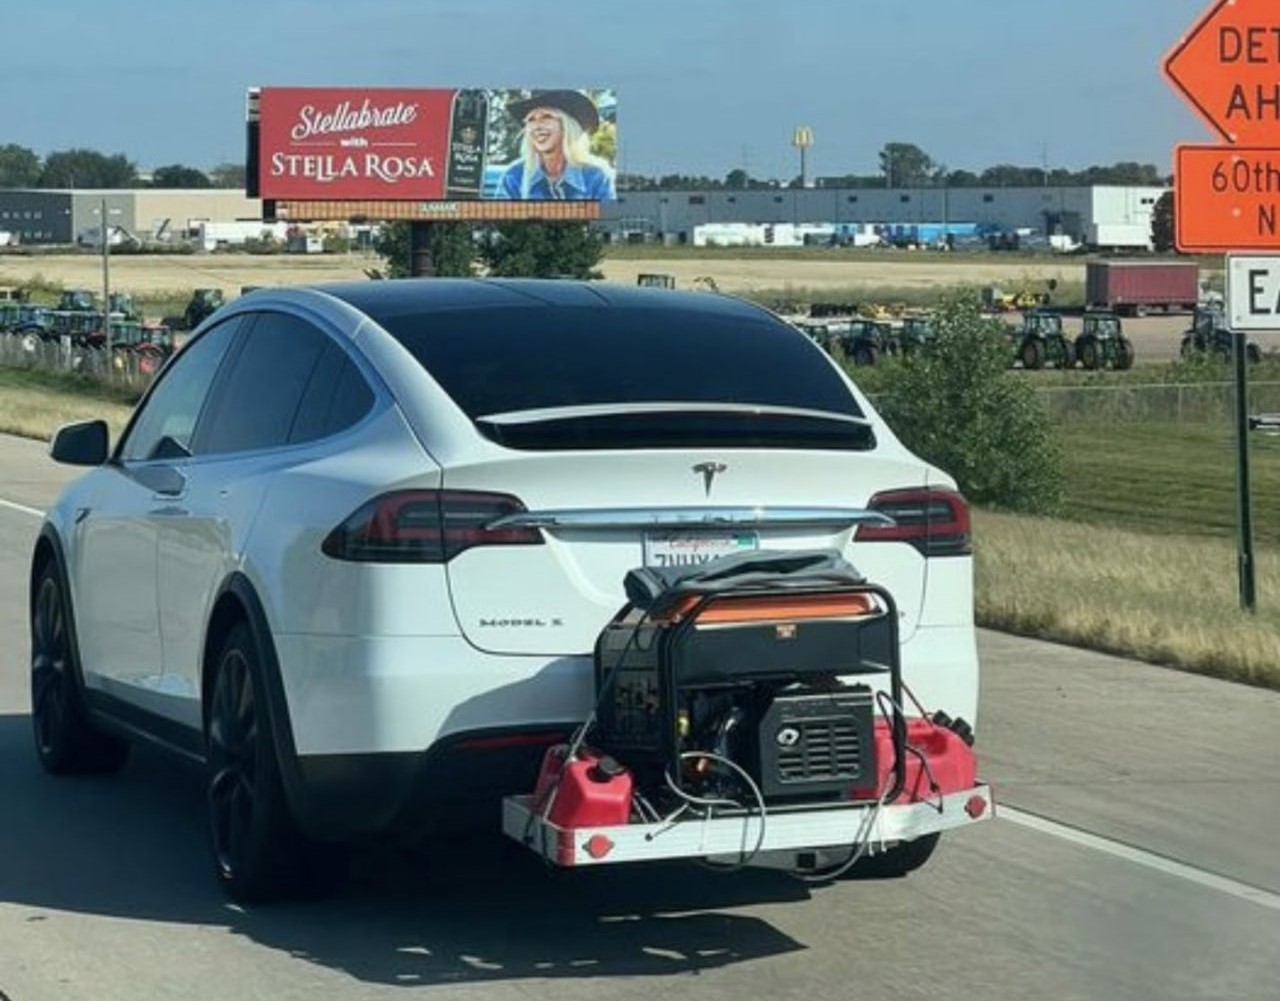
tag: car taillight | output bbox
[857,487,971,557]
[321,489,543,563]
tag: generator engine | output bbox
[593,584,900,809]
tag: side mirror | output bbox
[50,420,109,466]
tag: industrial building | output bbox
[597,184,1168,250]
[1,183,1167,253]
[0,189,263,246]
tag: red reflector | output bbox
[584,834,615,860]
[965,794,988,819]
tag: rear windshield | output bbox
[376,305,864,420]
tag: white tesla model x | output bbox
[30,279,977,901]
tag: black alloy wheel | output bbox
[30,563,129,774]
[207,640,263,889]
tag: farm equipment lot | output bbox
[5,251,1272,364]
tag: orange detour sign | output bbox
[1164,0,1280,144]
[1175,145,1280,251]
[1166,0,1280,251]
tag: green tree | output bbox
[1151,190,1176,253]
[0,144,41,187]
[879,142,934,187]
[209,162,247,189]
[373,221,476,278]
[871,289,1063,514]
[150,164,211,188]
[39,148,137,188]
[478,222,605,279]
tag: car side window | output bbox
[119,317,242,463]
[287,344,376,445]
[194,311,331,456]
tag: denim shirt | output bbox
[498,161,616,201]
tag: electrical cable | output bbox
[659,750,769,870]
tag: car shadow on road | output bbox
[0,714,810,985]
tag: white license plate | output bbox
[642,530,759,569]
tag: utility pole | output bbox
[101,198,112,357]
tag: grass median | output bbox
[974,509,1280,688]
[0,367,136,442]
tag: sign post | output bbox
[1163,0,1280,610]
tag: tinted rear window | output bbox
[376,305,862,419]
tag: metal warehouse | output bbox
[0,189,262,246]
[598,185,1168,250]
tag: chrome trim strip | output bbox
[488,506,894,530]
[475,402,871,426]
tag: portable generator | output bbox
[592,559,907,809]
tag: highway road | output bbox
[0,432,1277,1001]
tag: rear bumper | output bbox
[504,784,995,868]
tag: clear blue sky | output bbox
[5,0,1214,179]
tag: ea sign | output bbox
[1227,254,1280,330]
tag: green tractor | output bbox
[108,292,141,321]
[57,289,97,313]
[1010,310,1074,370]
[1074,310,1135,371]
[1181,305,1263,364]
[839,318,894,366]
[166,288,225,331]
[897,313,937,356]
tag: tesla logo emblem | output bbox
[775,727,802,748]
[693,461,728,496]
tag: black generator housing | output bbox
[592,580,904,807]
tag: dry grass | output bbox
[974,509,1280,688]
[0,369,135,442]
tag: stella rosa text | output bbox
[269,152,437,184]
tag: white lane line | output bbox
[1001,805,1280,913]
[0,497,44,519]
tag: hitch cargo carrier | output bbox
[501,550,992,872]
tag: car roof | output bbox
[310,278,775,323]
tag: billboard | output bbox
[250,87,618,204]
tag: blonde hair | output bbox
[519,108,614,199]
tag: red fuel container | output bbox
[533,744,634,828]
[854,719,978,802]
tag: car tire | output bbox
[1180,336,1196,358]
[205,622,349,904]
[1247,343,1263,365]
[30,560,131,776]
[844,833,941,879]
[852,344,878,367]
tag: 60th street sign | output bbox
[1175,146,1280,251]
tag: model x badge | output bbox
[693,461,728,496]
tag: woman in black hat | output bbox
[498,90,616,201]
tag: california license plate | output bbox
[642,530,759,569]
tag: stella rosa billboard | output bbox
[250,86,618,203]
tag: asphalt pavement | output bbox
[0,432,1277,1001]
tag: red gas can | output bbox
[534,744,634,828]
[854,719,978,802]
